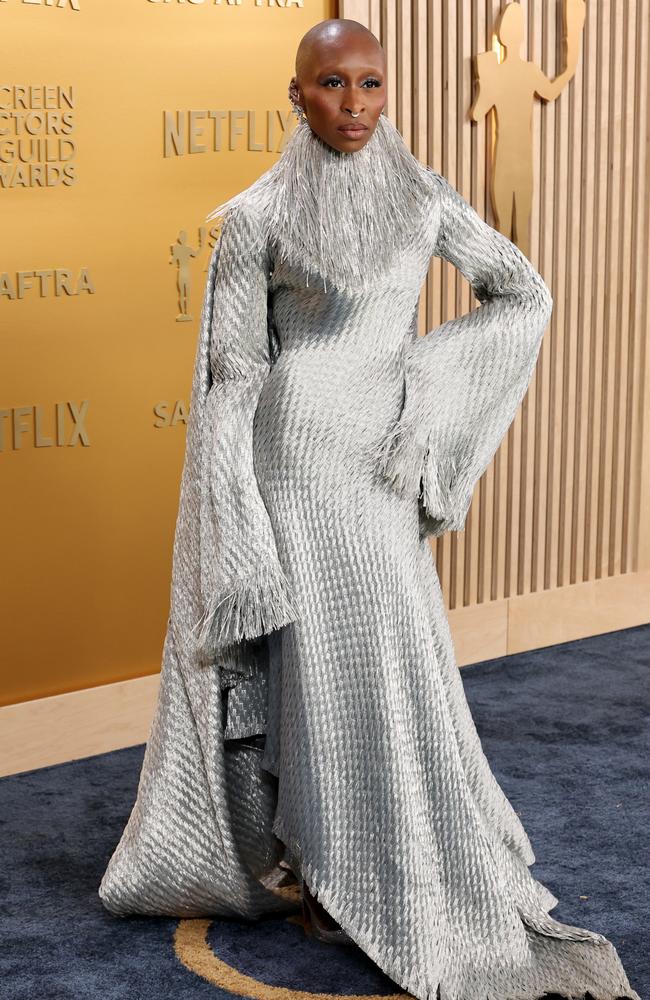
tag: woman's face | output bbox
[290,36,386,154]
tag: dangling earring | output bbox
[288,82,307,124]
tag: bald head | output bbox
[288,18,387,154]
[295,18,385,80]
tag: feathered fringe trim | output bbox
[372,416,425,499]
[372,419,476,534]
[420,450,476,532]
[191,563,300,656]
[204,113,437,294]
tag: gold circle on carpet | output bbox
[174,917,408,1000]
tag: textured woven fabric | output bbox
[99,116,639,1000]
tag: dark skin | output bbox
[288,18,387,154]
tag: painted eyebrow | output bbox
[317,68,384,77]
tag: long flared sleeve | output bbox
[189,199,299,657]
[375,172,554,538]
[97,202,302,922]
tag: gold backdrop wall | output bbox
[1,0,334,707]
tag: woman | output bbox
[99,18,640,1000]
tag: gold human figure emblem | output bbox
[470,0,586,256]
[170,230,199,322]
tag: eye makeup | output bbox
[320,75,383,89]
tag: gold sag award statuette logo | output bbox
[170,225,217,322]
[157,227,217,426]
[471,0,585,257]
[170,230,201,322]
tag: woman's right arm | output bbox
[172,200,299,664]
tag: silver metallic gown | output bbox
[99,115,640,1000]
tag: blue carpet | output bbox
[1,623,647,1000]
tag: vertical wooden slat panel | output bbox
[611,0,635,576]
[558,0,580,590]
[369,0,381,40]
[398,1,411,145]
[341,0,650,627]
[475,0,492,608]
[529,0,545,595]
[413,0,428,162]
[567,4,582,588]
[446,0,463,605]
[486,4,510,602]
[627,0,650,575]
[537,3,554,595]
[545,0,561,593]
[463,0,480,610]
[505,6,528,598]
[573,0,596,584]
[519,0,540,600]
[484,2,498,606]
[383,0,397,122]
[590,0,609,581]
[598,4,621,576]
[617,0,636,576]
[452,0,471,610]
[583,1,603,582]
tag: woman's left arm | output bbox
[375,172,553,538]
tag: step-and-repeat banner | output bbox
[1,0,332,706]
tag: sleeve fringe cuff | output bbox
[420,450,476,530]
[372,419,425,499]
[191,563,300,655]
[373,420,477,534]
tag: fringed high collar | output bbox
[206,112,435,293]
